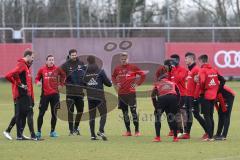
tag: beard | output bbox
[27,60,33,67]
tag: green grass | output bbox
[0,82,240,160]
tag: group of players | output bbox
[2,49,235,142]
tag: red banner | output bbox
[0,44,32,77]
[166,43,240,76]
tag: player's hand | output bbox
[36,81,42,87]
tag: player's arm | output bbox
[175,84,181,102]
[35,68,43,86]
[217,72,226,92]
[5,63,24,85]
[111,68,119,85]
[58,67,66,86]
[151,86,159,108]
[133,65,146,86]
[174,68,188,83]
[101,70,112,87]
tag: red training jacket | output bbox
[186,64,200,98]
[197,64,219,100]
[35,65,66,96]
[5,58,34,101]
[112,64,145,95]
[169,65,188,96]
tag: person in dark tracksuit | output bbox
[78,56,112,140]
[5,50,38,140]
[214,85,235,140]
[151,65,180,142]
[61,49,85,135]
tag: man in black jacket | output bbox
[80,55,112,140]
[61,49,85,136]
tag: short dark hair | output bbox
[46,55,54,61]
[170,54,180,61]
[185,52,196,60]
[69,49,77,55]
[87,55,96,64]
[198,54,208,63]
[24,50,33,57]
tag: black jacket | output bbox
[74,63,112,100]
[61,58,85,96]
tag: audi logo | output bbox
[214,50,240,68]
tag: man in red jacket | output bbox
[151,65,180,142]
[197,54,220,141]
[181,52,208,139]
[5,50,38,140]
[164,54,188,136]
[112,52,145,136]
[35,55,66,139]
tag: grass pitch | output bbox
[0,81,239,160]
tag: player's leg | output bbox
[178,96,187,134]
[128,93,140,135]
[74,96,84,135]
[119,95,131,135]
[184,96,193,138]
[153,107,164,142]
[66,96,75,135]
[215,107,224,138]
[3,104,17,140]
[15,98,24,139]
[37,95,49,138]
[25,96,37,140]
[97,99,107,134]
[49,94,60,137]
[202,99,214,140]
[222,97,234,139]
[88,100,97,139]
[166,95,180,142]
[193,98,208,138]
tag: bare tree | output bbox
[21,0,25,43]
[67,0,73,37]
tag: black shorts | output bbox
[118,93,136,109]
[155,94,179,114]
[39,94,60,111]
